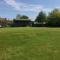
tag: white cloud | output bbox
[4,0,44,12]
[4,0,21,10]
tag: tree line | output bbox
[35,9,60,27]
[0,8,60,27]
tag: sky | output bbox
[0,0,60,20]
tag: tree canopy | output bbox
[48,9,60,18]
[15,14,29,20]
[35,11,47,23]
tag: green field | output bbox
[0,27,60,60]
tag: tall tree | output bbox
[35,11,47,23]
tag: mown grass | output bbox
[0,27,60,60]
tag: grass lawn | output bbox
[0,27,60,60]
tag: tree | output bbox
[16,14,29,20]
[12,14,31,27]
[0,17,12,27]
[35,11,47,23]
[20,15,29,19]
[48,9,60,27]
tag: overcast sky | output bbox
[0,0,60,20]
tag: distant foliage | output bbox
[0,17,12,27]
[15,14,29,20]
[34,9,60,27]
[35,11,47,23]
[11,14,32,27]
[48,9,60,27]
[20,15,29,19]
[34,11,47,27]
[1,9,60,27]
